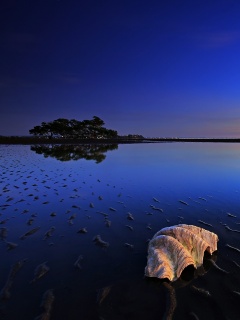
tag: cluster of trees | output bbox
[29,116,118,139]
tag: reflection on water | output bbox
[0,143,240,320]
[30,143,118,163]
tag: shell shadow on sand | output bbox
[96,251,228,320]
[97,225,230,320]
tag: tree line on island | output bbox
[29,116,119,139]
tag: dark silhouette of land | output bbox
[2,116,240,144]
[145,137,240,143]
[1,136,240,145]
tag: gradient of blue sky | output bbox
[1,0,240,137]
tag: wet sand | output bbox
[0,143,240,319]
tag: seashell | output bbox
[145,224,218,282]
[178,224,218,253]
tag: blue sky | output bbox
[1,0,240,137]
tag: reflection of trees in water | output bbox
[30,144,118,163]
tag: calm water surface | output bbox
[0,143,240,320]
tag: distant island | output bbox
[0,116,145,144]
[2,136,240,145]
[29,116,118,139]
[1,116,240,144]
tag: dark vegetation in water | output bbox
[30,144,118,163]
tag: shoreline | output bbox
[1,136,240,145]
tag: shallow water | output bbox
[0,142,240,320]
